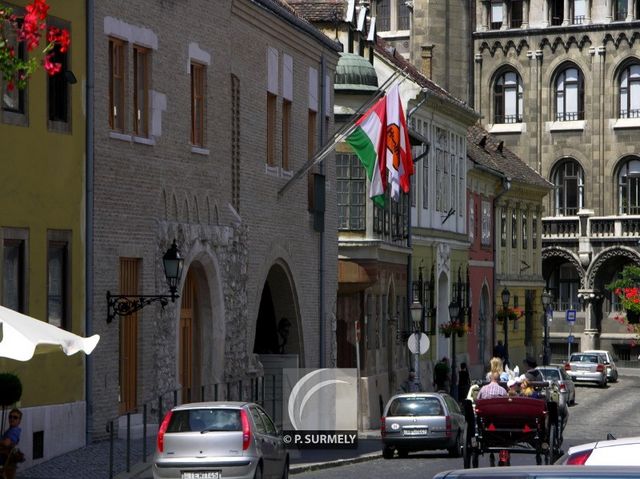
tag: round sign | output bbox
[407,333,430,355]
[567,334,575,344]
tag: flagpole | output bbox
[277,68,410,198]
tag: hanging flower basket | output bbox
[439,321,468,338]
[496,307,522,322]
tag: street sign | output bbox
[566,309,576,324]
[567,334,574,344]
[408,333,430,355]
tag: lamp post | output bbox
[541,289,553,366]
[448,300,460,398]
[107,240,184,323]
[410,299,423,383]
[501,287,511,367]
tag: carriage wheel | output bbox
[463,425,474,468]
[545,423,556,465]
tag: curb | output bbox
[290,452,381,474]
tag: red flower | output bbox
[43,53,61,75]
[6,81,14,92]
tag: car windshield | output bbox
[571,354,599,363]
[167,408,241,433]
[540,369,560,380]
[388,397,443,416]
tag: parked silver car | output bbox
[583,349,619,382]
[153,401,288,479]
[381,392,465,458]
[536,365,576,410]
[564,352,607,388]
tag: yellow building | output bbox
[0,0,87,466]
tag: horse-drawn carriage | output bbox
[462,381,564,468]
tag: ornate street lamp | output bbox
[107,240,184,323]
[410,299,423,381]
[448,300,460,398]
[501,287,511,367]
[541,289,553,366]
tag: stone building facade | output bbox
[90,0,339,438]
[472,0,640,361]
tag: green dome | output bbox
[335,53,378,91]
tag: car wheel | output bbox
[382,446,394,459]
[398,449,409,458]
[448,431,462,458]
[254,463,263,479]
[281,458,289,479]
[600,378,607,388]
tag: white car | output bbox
[583,349,619,382]
[558,436,640,465]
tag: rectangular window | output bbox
[2,14,27,119]
[282,99,291,171]
[532,213,538,249]
[501,209,507,247]
[48,237,69,330]
[397,0,411,29]
[337,154,366,231]
[109,37,126,131]
[491,1,503,29]
[3,238,26,313]
[267,93,277,166]
[511,0,523,28]
[522,212,528,249]
[133,45,150,137]
[512,211,518,248]
[191,62,205,147]
[377,0,390,31]
[482,200,491,246]
[47,27,70,128]
[573,0,586,23]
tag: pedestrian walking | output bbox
[433,357,450,392]
[458,362,471,402]
[493,340,506,362]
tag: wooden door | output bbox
[119,258,139,413]
[180,271,195,402]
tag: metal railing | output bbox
[106,377,274,479]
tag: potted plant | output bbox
[608,265,640,325]
[438,320,468,338]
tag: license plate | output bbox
[182,472,221,479]
[404,429,427,436]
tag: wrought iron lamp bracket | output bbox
[106,291,178,323]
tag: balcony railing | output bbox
[542,215,640,240]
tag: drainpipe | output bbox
[319,55,326,368]
[85,0,95,444]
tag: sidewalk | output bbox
[16,430,382,479]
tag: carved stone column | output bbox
[562,0,570,25]
[578,290,600,351]
[522,0,530,27]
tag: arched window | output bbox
[555,66,584,121]
[552,159,584,216]
[619,63,640,119]
[618,157,640,214]
[493,70,523,124]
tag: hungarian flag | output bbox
[346,96,387,206]
[385,84,413,201]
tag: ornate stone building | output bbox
[472,0,640,362]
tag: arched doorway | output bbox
[254,262,301,425]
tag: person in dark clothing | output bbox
[399,368,423,393]
[457,362,471,402]
[524,356,543,381]
[433,357,450,391]
[493,340,506,361]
